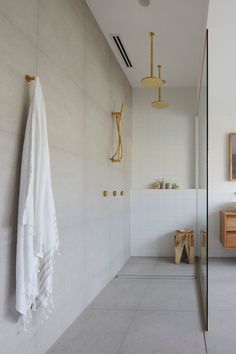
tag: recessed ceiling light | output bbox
[139,0,150,7]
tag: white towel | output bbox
[16,77,59,326]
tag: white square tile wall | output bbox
[131,190,196,257]
[132,87,196,190]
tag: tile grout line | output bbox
[114,273,205,353]
[114,277,204,354]
[114,310,138,354]
[0,9,37,47]
[115,279,152,354]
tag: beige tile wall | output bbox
[0,1,132,353]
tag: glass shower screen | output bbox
[196,31,208,331]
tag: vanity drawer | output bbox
[226,216,236,230]
[226,233,236,248]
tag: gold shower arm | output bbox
[150,32,155,77]
[158,64,161,79]
[157,64,166,85]
[151,65,169,109]
[158,65,162,101]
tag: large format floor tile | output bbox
[47,309,136,354]
[209,258,236,311]
[118,311,205,354]
[89,278,150,310]
[209,258,236,280]
[206,258,236,354]
[209,278,236,311]
[47,257,204,354]
[138,279,199,311]
[118,260,158,276]
[153,257,195,276]
[206,310,236,354]
[126,257,159,263]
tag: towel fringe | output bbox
[18,248,58,329]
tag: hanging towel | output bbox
[16,77,59,326]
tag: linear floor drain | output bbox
[116,274,197,280]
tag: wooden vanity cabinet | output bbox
[221,211,236,248]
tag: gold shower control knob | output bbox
[121,191,124,196]
[103,191,108,197]
[113,191,117,196]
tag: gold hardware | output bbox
[151,65,169,109]
[120,191,124,196]
[103,191,109,197]
[110,103,123,163]
[141,32,164,89]
[113,191,117,196]
[150,32,154,77]
[25,74,36,82]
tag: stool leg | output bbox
[188,233,194,264]
[175,246,182,264]
[175,235,183,264]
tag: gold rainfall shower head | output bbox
[141,32,164,89]
[151,65,169,109]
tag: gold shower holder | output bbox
[110,103,123,163]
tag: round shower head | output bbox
[141,76,164,88]
[151,99,169,109]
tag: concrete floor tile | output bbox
[206,310,236,354]
[138,279,199,311]
[206,258,236,353]
[47,309,135,354]
[121,257,195,276]
[47,258,204,354]
[118,261,158,276]
[209,258,236,281]
[154,257,195,276]
[118,311,205,354]
[209,278,236,311]
[89,278,150,310]
[127,257,159,264]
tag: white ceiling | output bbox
[85,0,208,87]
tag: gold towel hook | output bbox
[25,74,36,82]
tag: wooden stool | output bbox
[175,230,194,264]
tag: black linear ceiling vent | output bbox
[110,34,133,68]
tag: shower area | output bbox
[115,32,209,330]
